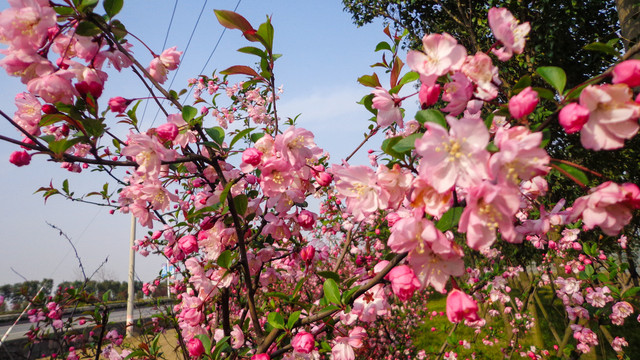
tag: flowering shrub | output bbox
[0,1,639,359]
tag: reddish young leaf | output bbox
[220,65,263,80]
[214,9,255,33]
[357,73,382,88]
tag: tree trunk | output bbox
[616,0,640,51]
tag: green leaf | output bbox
[555,163,589,186]
[250,132,265,143]
[54,6,75,15]
[217,250,232,269]
[323,278,341,305]
[397,71,419,87]
[381,136,404,160]
[233,194,248,216]
[265,292,290,301]
[415,109,447,128]
[436,207,463,232]
[358,94,376,115]
[211,336,230,360]
[357,74,381,88]
[287,311,301,329]
[374,41,392,52]
[342,285,361,304]
[585,264,594,277]
[102,290,111,302]
[75,21,101,36]
[256,19,274,51]
[583,42,620,57]
[237,46,267,59]
[103,0,123,18]
[229,127,255,148]
[512,75,532,94]
[182,105,198,122]
[392,133,422,153]
[219,180,234,204]
[205,126,225,145]
[267,312,284,329]
[62,179,70,194]
[77,0,98,12]
[532,87,555,100]
[622,287,640,298]
[535,66,566,94]
[49,138,82,155]
[317,271,340,283]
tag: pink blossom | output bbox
[371,87,403,127]
[108,97,130,114]
[292,331,315,354]
[187,338,205,357]
[251,354,270,360]
[441,71,473,116]
[407,33,467,84]
[156,122,179,141]
[508,87,538,118]
[569,181,638,236]
[488,8,530,61]
[612,59,640,87]
[332,164,389,220]
[13,92,41,135]
[489,126,550,184]
[611,337,628,352]
[274,126,321,168]
[121,132,176,177]
[408,177,453,218]
[297,210,316,230]
[178,235,198,255]
[332,327,366,360]
[446,289,480,323]
[375,164,412,210]
[27,70,78,104]
[462,52,500,100]
[415,116,490,193]
[242,147,263,166]
[352,284,388,322]
[0,49,54,84]
[458,181,521,250]
[300,245,315,262]
[0,2,56,52]
[230,325,244,349]
[419,83,441,107]
[578,84,640,150]
[9,150,31,166]
[386,265,420,301]
[408,237,464,292]
[147,46,182,84]
[558,103,590,134]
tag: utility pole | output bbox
[126,214,136,337]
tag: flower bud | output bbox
[297,210,316,230]
[508,87,539,119]
[292,331,315,354]
[42,104,58,114]
[446,289,480,323]
[558,103,589,134]
[251,354,270,360]
[9,151,31,167]
[612,59,640,88]
[187,338,205,357]
[242,148,262,166]
[108,97,131,113]
[300,246,315,263]
[419,83,441,108]
[156,122,179,141]
[178,235,198,255]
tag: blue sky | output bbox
[0,0,403,287]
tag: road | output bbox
[0,306,160,343]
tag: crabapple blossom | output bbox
[371,87,403,127]
[611,59,640,87]
[508,87,538,119]
[156,122,179,141]
[488,7,530,61]
[9,150,31,166]
[569,181,640,236]
[292,331,315,354]
[407,33,467,85]
[578,84,640,150]
[187,338,205,357]
[414,116,490,193]
[419,83,440,107]
[446,289,480,323]
[558,103,590,134]
[147,46,182,84]
[386,265,421,301]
